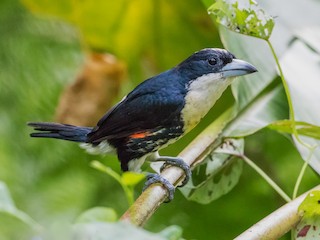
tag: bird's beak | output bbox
[221,59,257,78]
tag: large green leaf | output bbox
[269,120,320,140]
[224,85,288,137]
[180,139,243,204]
[203,0,320,173]
[280,38,320,173]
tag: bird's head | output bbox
[177,48,257,131]
[177,48,257,85]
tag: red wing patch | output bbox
[129,131,152,139]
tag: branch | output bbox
[120,108,234,226]
[235,184,320,240]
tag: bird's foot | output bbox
[143,173,175,202]
[143,157,191,202]
[157,156,191,187]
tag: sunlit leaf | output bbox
[76,207,118,224]
[180,139,243,204]
[121,172,145,187]
[224,85,288,137]
[299,191,320,218]
[280,39,320,173]
[207,0,274,40]
[295,191,320,239]
[269,120,320,140]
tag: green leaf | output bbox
[121,172,145,187]
[295,191,320,239]
[0,182,40,230]
[224,85,288,137]
[280,39,320,173]
[73,222,167,240]
[269,120,320,140]
[76,207,118,224]
[204,0,320,174]
[299,191,320,218]
[91,161,143,206]
[180,139,243,204]
[208,0,274,40]
[219,26,277,112]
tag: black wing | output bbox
[87,78,185,144]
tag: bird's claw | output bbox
[143,173,175,202]
[159,157,191,187]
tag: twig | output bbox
[241,155,291,203]
[235,184,320,240]
[120,108,233,226]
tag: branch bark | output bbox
[235,184,320,240]
[120,108,233,226]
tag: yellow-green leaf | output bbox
[121,172,145,187]
[269,120,320,140]
[296,191,320,239]
[299,191,320,218]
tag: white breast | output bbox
[181,73,233,132]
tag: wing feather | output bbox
[87,73,185,143]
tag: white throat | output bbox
[181,73,233,131]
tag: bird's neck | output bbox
[181,74,233,132]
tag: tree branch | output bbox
[120,108,233,226]
[235,184,320,240]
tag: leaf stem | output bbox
[240,154,292,203]
[266,40,312,149]
[91,161,134,206]
[266,40,317,200]
[292,146,316,199]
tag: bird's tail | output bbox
[28,122,93,143]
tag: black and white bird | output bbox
[28,48,257,200]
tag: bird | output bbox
[28,48,257,201]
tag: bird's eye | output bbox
[208,58,217,65]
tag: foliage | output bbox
[295,191,320,239]
[180,139,244,204]
[208,0,274,40]
[91,161,145,206]
[0,0,320,239]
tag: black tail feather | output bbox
[28,122,93,143]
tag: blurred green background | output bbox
[0,0,319,239]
